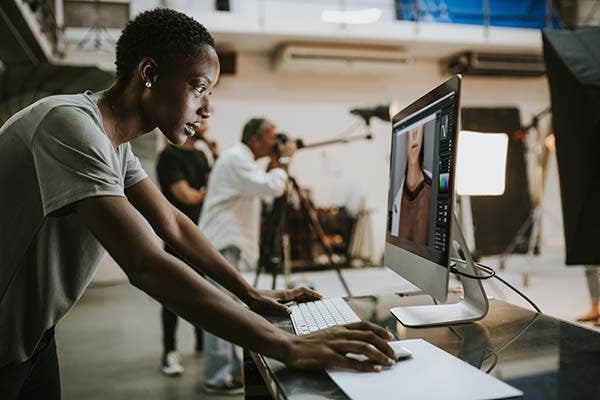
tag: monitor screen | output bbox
[386,87,458,268]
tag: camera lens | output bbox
[276,133,289,144]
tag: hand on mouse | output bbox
[282,322,396,372]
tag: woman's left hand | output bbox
[246,287,323,315]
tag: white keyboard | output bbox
[289,297,361,335]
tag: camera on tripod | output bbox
[257,126,375,294]
[276,132,304,149]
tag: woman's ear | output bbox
[138,57,159,86]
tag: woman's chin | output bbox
[165,131,187,145]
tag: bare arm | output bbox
[169,180,206,205]
[126,178,261,307]
[75,194,395,371]
[76,195,291,358]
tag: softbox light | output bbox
[456,131,508,196]
[543,28,600,265]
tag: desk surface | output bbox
[248,293,600,400]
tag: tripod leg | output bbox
[527,208,543,256]
[288,176,353,296]
[498,212,535,270]
[521,208,543,288]
[335,268,352,296]
[253,265,262,288]
[282,233,293,289]
[522,273,530,287]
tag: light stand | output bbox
[497,107,553,286]
[75,0,116,51]
[296,132,372,150]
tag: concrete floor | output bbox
[56,284,218,400]
[57,251,598,399]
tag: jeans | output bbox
[0,327,61,400]
[585,265,600,302]
[203,246,244,387]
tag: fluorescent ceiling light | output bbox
[321,8,382,25]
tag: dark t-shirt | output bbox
[156,144,211,223]
[399,173,432,246]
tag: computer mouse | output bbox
[392,346,412,361]
[345,344,412,364]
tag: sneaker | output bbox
[202,382,244,396]
[160,351,184,376]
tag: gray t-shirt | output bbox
[0,92,147,367]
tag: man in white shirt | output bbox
[198,117,289,393]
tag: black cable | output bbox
[484,351,499,373]
[450,258,542,314]
[432,295,498,374]
[450,266,494,280]
[447,325,462,340]
[432,276,540,375]
[434,293,539,374]
[491,271,542,313]
[450,257,495,280]
[483,312,540,374]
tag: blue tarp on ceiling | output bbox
[396,0,558,29]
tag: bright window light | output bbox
[456,131,508,196]
[321,8,382,24]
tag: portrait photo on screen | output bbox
[387,90,456,266]
[389,117,436,246]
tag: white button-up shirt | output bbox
[198,143,287,269]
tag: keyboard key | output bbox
[289,297,361,335]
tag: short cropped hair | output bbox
[115,8,215,80]
[241,118,270,145]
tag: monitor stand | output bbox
[390,214,489,327]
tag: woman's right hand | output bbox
[281,322,396,372]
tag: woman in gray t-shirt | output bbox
[0,8,395,400]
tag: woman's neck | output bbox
[178,138,197,151]
[98,81,150,149]
[406,161,423,191]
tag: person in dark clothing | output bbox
[156,120,214,375]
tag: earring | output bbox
[145,81,152,88]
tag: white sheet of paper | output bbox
[327,339,522,400]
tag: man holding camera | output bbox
[197,117,296,394]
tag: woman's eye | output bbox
[194,86,206,95]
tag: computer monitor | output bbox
[384,75,489,327]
